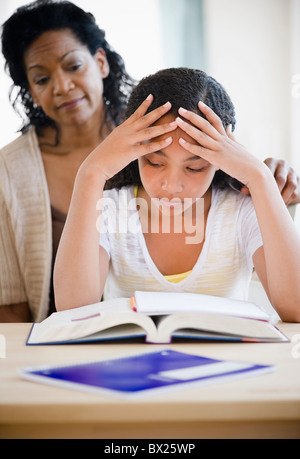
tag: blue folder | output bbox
[19,349,274,398]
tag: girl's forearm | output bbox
[54,168,106,311]
[249,165,300,321]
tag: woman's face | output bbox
[24,29,110,127]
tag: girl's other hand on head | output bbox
[176,103,263,189]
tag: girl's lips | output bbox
[159,198,183,208]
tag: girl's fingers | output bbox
[128,94,154,122]
[226,125,235,140]
[176,116,216,150]
[126,98,177,145]
[198,101,227,136]
[179,137,214,163]
[136,120,177,143]
[137,101,173,128]
[136,136,173,156]
[129,96,173,129]
[178,107,220,141]
[178,104,226,139]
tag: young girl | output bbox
[54,68,300,322]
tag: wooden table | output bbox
[0,322,300,439]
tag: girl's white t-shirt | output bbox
[99,186,263,301]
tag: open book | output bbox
[27,291,287,345]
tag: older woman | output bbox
[0,0,299,322]
[0,0,135,322]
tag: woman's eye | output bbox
[69,63,82,71]
[66,59,84,72]
[35,77,49,86]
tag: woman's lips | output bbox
[57,98,84,110]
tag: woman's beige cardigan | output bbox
[0,128,52,322]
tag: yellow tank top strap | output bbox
[164,270,192,283]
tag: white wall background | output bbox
[204,0,300,172]
[290,0,300,172]
[0,0,299,173]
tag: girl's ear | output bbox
[95,48,110,79]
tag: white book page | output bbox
[28,298,131,343]
[134,291,270,321]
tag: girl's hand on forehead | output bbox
[84,95,177,182]
[176,102,265,189]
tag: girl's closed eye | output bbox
[186,160,210,173]
[187,166,206,173]
[146,158,164,167]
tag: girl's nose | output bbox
[162,172,184,194]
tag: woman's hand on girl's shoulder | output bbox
[232,157,300,205]
[263,158,300,205]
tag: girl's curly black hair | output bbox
[1,0,136,138]
[106,67,244,192]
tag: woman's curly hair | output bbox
[106,67,244,191]
[1,0,136,137]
